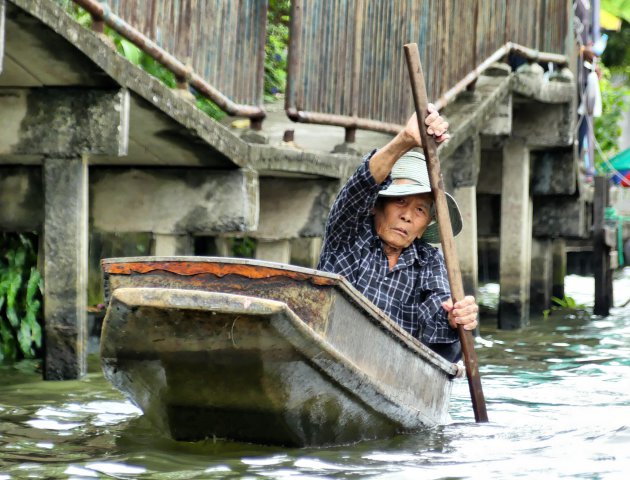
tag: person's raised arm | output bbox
[369,104,450,183]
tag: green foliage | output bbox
[265,0,290,102]
[59,1,224,121]
[602,20,630,68]
[232,237,257,258]
[594,64,630,171]
[542,295,588,320]
[107,29,178,88]
[57,0,92,26]
[600,1,630,27]
[0,233,43,362]
[195,95,226,120]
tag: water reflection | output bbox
[0,269,629,478]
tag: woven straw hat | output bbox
[378,151,463,244]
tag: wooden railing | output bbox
[286,0,571,135]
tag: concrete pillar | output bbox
[498,139,532,329]
[290,237,323,268]
[593,176,613,316]
[453,186,478,297]
[43,157,88,380]
[255,239,291,264]
[214,237,232,257]
[552,238,567,300]
[152,234,193,256]
[530,238,553,312]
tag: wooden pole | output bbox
[593,176,612,316]
[404,43,488,423]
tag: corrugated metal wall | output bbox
[287,0,570,127]
[104,0,267,106]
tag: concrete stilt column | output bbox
[152,234,193,256]
[255,239,291,264]
[498,139,532,329]
[453,186,478,297]
[593,176,613,315]
[552,238,567,299]
[290,237,323,268]
[214,237,232,257]
[530,238,553,312]
[43,157,88,380]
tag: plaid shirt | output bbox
[318,152,458,345]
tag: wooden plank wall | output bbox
[288,0,570,127]
[104,0,267,106]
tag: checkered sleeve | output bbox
[321,150,382,248]
[419,250,459,344]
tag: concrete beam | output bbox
[253,178,339,240]
[90,168,258,234]
[533,196,588,238]
[250,144,358,180]
[0,166,42,230]
[0,88,129,156]
[512,63,575,104]
[499,139,532,329]
[43,157,88,380]
[439,74,512,159]
[531,148,576,195]
[512,100,574,148]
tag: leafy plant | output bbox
[57,0,92,26]
[594,64,630,170]
[601,18,630,68]
[265,0,290,102]
[0,233,43,362]
[232,237,257,258]
[542,295,588,320]
[59,1,225,121]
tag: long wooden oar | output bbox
[404,43,488,423]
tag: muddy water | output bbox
[1,270,629,479]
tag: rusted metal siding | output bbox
[104,0,266,106]
[288,0,570,129]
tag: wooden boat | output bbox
[101,256,458,446]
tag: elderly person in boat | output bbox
[318,106,478,363]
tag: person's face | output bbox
[373,193,433,251]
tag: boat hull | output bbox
[101,257,457,446]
